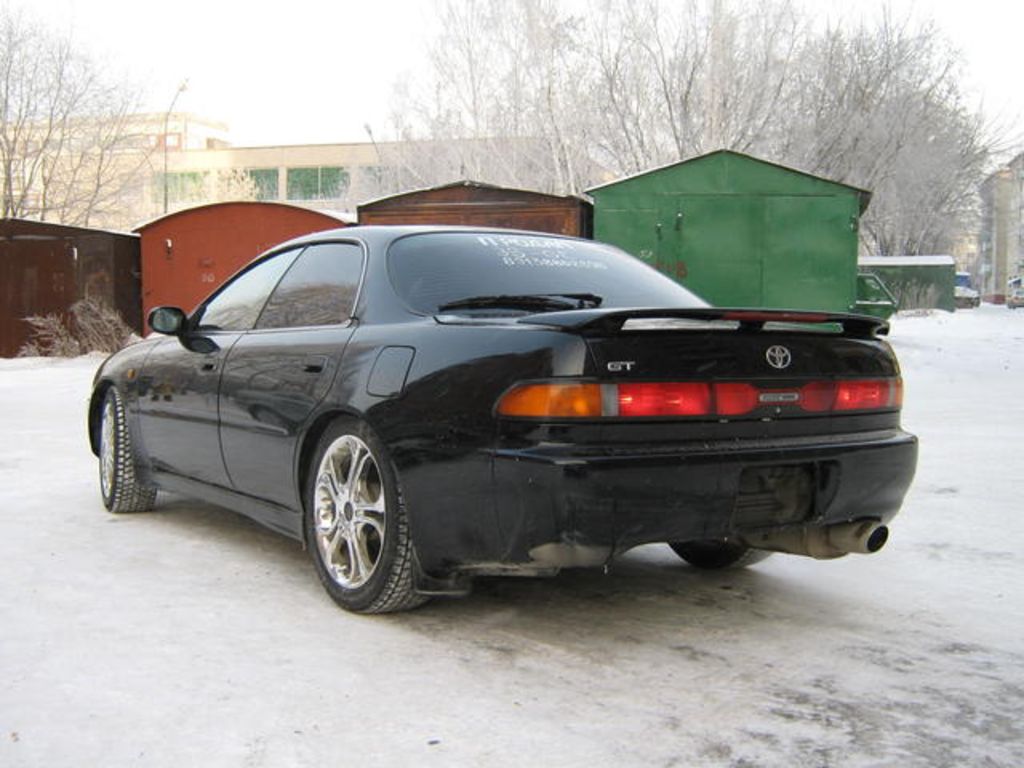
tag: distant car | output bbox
[1007,288,1024,309]
[88,226,918,613]
[955,272,981,309]
[854,272,898,319]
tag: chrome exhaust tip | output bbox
[743,521,890,559]
[827,521,889,554]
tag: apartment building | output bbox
[979,153,1024,302]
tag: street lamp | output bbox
[162,79,189,214]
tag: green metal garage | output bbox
[858,255,956,312]
[588,150,871,313]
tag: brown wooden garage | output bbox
[357,180,592,237]
[0,219,141,357]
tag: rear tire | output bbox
[305,418,428,614]
[668,540,772,570]
[98,388,157,513]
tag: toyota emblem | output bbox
[765,345,792,370]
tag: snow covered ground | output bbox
[1,305,1021,767]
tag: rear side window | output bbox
[387,232,706,314]
[257,242,363,329]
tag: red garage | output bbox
[135,202,349,327]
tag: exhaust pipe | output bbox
[742,521,889,560]
[829,521,889,554]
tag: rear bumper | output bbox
[489,429,917,567]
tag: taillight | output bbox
[496,378,902,419]
[496,382,603,418]
[619,383,711,416]
[799,381,837,412]
[798,379,902,412]
[834,379,901,411]
[713,383,760,416]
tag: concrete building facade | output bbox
[159,140,385,214]
[979,154,1024,303]
[135,113,405,224]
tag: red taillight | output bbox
[833,379,896,411]
[713,383,759,416]
[798,379,901,412]
[618,383,711,416]
[799,381,837,412]
[497,378,902,419]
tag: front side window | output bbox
[257,243,363,329]
[195,250,299,331]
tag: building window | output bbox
[155,171,208,204]
[286,166,349,201]
[358,164,392,191]
[244,168,279,201]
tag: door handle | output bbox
[200,360,218,372]
[302,355,328,374]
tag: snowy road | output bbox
[1,306,1022,767]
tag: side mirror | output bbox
[148,306,188,336]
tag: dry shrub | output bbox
[72,299,136,353]
[19,299,135,357]
[18,314,81,357]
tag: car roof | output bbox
[274,224,586,252]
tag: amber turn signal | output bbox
[496,383,603,418]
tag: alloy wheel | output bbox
[313,434,387,589]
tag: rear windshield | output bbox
[387,232,706,314]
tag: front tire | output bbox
[668,540,772,570]
[98,388,157,513]
[305,419,427,614]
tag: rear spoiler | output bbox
[516,307,889,337]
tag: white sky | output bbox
[18,0,1024,148]
[25,0,436,146]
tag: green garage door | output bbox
[651,194,857,310]
[761,195,858,310]
[668,195,763,307]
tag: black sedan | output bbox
[88,226,917,613]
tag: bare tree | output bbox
[156,167,261,215]
[0,7,145,228]
[386,0,602,193]
[393,0,1000,255]
[780,13,991,254]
